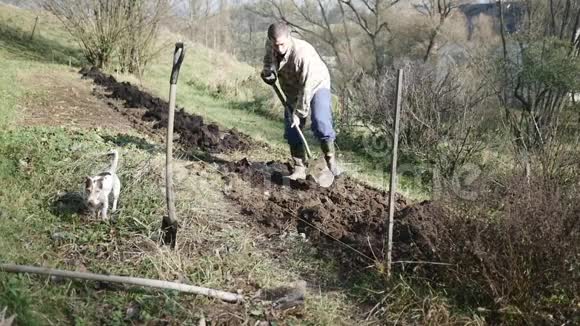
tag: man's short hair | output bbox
[268,22,290,40]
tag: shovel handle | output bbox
[164,42,185,246]
[295,122,313,159]
[271,85,313,159]
[170,42,185,85]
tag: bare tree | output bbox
[41,0,128,68]
[187,0,207,41]
[402,63,490,178]
[41,0,168,70]
[249,0,349,71]
[497,0,580,156]
[186,0,241,55]
[249,0,402,77]
[414,0,458,62]
[339,0,400,74]
[118,0,171,74]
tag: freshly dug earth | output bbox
[79,67,253,154]
[221,159,436,271]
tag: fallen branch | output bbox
[0,306,16,326]
[0,264,244,303]
[392,260,452,266]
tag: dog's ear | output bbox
[85,177,92,189]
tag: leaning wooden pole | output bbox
[30,16,38,40]
[162,42,185,249]
[386,69,403,279]
[0,264,243,303]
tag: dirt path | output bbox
[17,69,135,133]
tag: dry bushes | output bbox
[340,62,490,180]
[41,0,169,72]
[400,176,579,323]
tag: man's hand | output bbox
[290,111,301,129]
[261,70,277,85]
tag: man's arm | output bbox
[294,55,316,118]
[294,42,330,118]
[262,38,276,73]
[261,39,278,85]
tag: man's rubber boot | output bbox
[288,144,307,180]
[321,141,341,176]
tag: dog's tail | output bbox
[107,149,119,174]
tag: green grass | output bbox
[0,57,21,127]
[0,128,155,323]
[0,7,85,66]
[0,45,360,322]
[0,127,370,324]
[0,5,86,127]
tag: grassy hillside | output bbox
[0,5,419,325]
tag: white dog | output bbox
[85,150,121,220]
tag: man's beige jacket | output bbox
[263,36,331,118]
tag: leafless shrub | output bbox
[341,61,491,179]
[116,0,170,75]
[40,0,168,72]
[403,175,580,324]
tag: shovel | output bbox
[271,84,335,188]
[162,42,185,249]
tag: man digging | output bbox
[261,21,341,180]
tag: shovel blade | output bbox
[309,157,335,188]
[314,169,334,187]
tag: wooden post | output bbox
[30,16,38,40]
[386,69,403,279]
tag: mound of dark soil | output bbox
[79,66,253,153]
[222,159,436,270]
[394,201,450,264]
